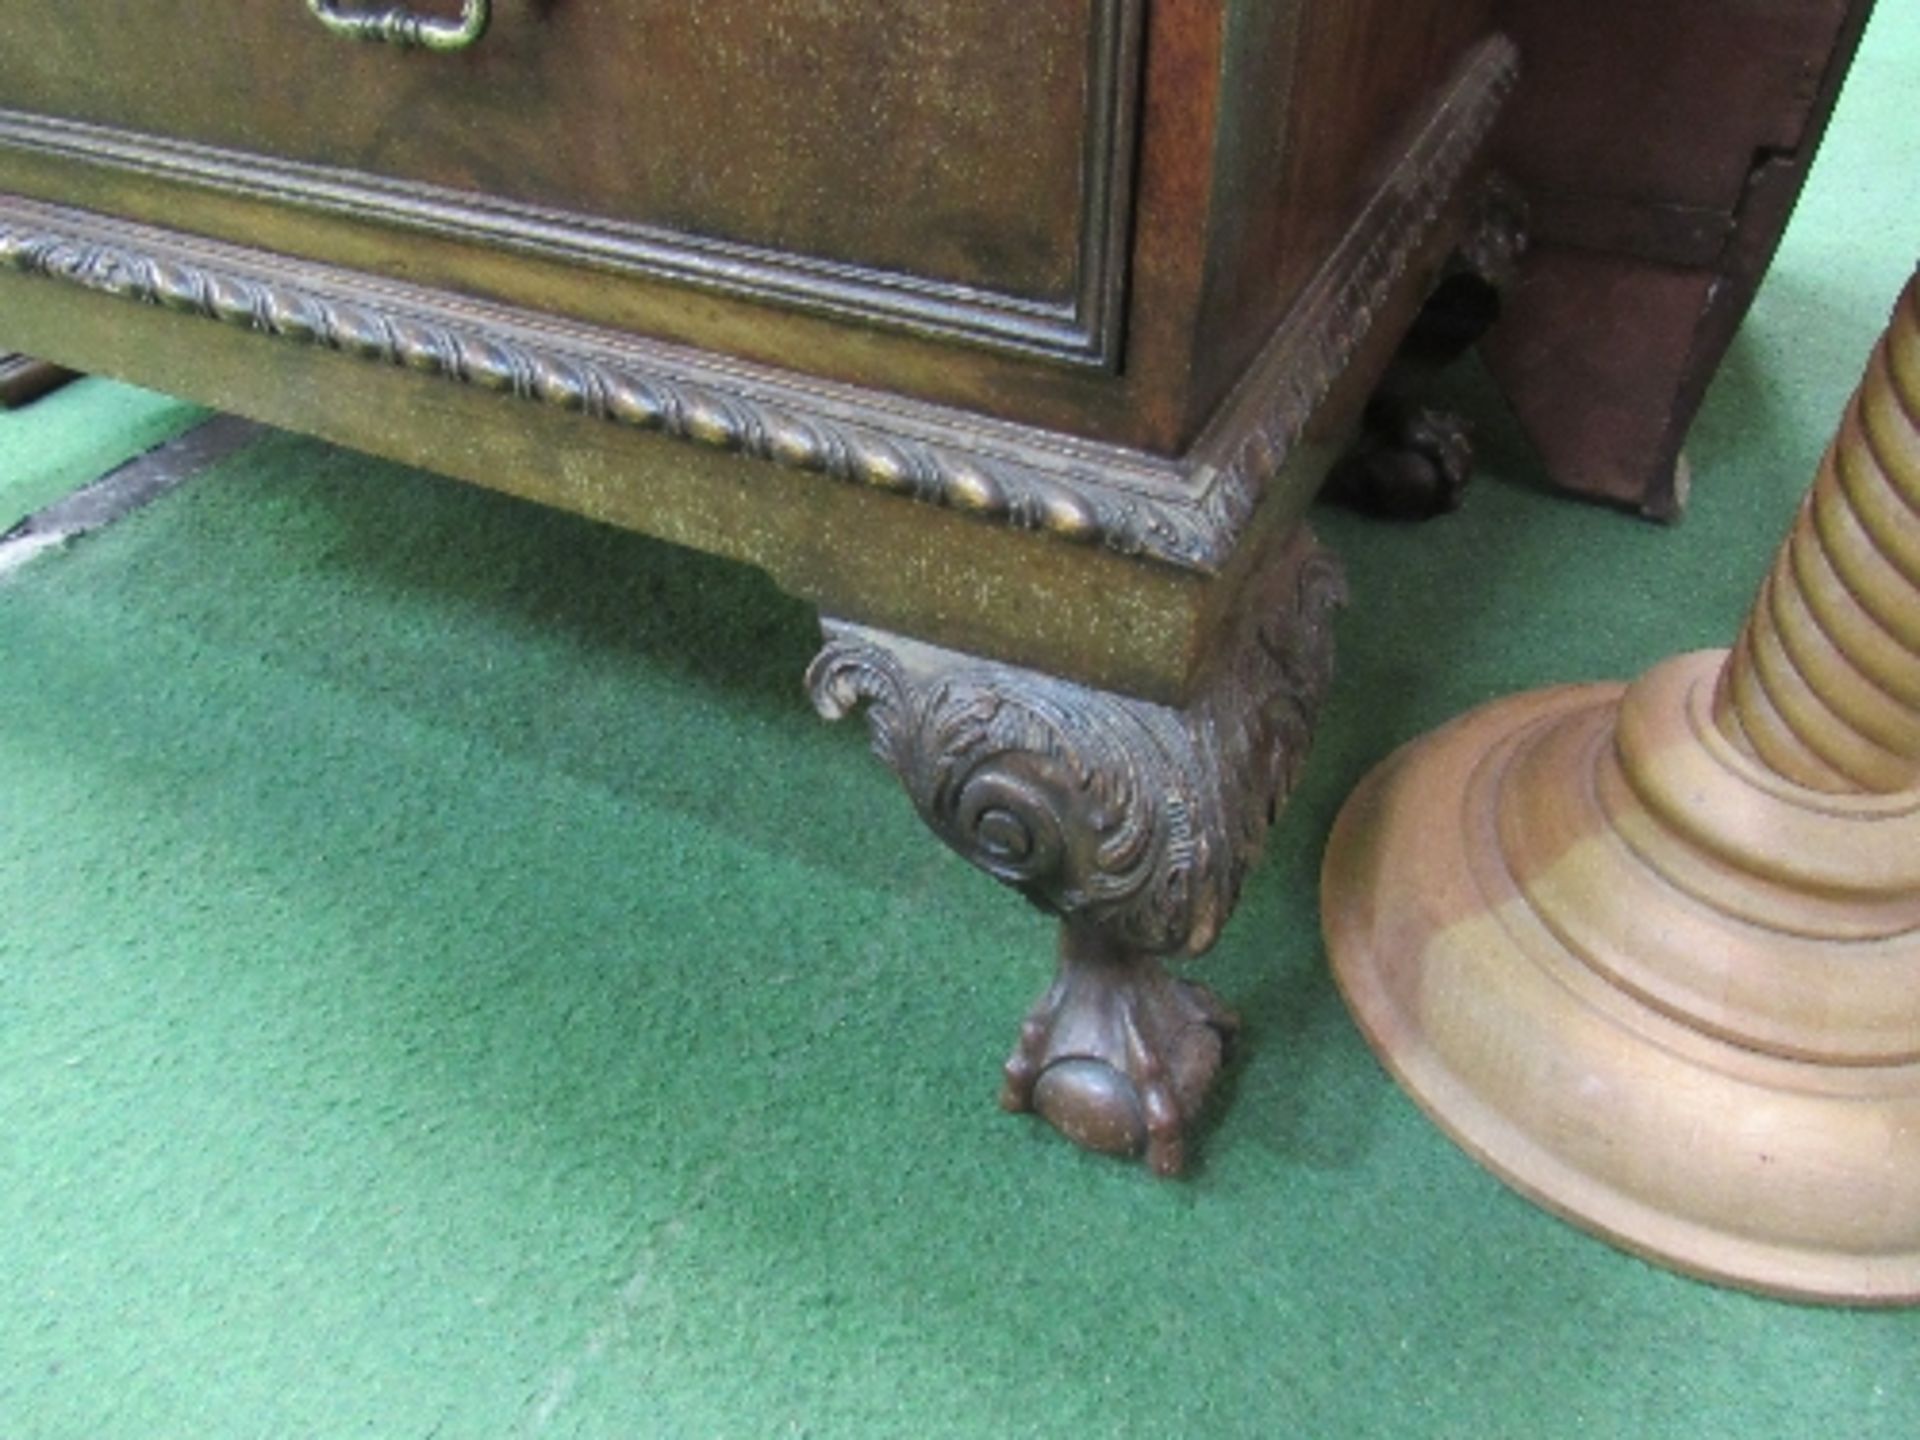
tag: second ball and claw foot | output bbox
[1000,925,1239,1177]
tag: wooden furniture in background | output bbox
[1483,0,1876,517]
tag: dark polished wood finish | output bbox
[1483,0,1875,517]
[0,2,1513,456]
[0,350,72,407]
[0,1,1509,1169]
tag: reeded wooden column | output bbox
[1322,267,1920,1304]
[1713,297,1920,794]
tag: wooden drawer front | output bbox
[0,1,1137,365]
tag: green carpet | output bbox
[2,9,1916,1436]
[0,379,205,532]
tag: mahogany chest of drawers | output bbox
[0,1,1515,1171]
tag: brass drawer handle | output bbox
[305,0,490,51]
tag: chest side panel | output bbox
[1184,0,1502,432]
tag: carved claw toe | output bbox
[1402,406,1474,496]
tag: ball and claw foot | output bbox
[1000,924,1240,1176]
[1323,396,1475,520]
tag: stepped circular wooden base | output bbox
[1322,652,1920,1304]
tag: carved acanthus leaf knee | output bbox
[805,526,1346,955]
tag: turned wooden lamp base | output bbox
[1324,657,1920,1304]
[1323,266,1920,1305]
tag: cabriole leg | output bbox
[807,526,1345,1174]
[1323,176,1526,520]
